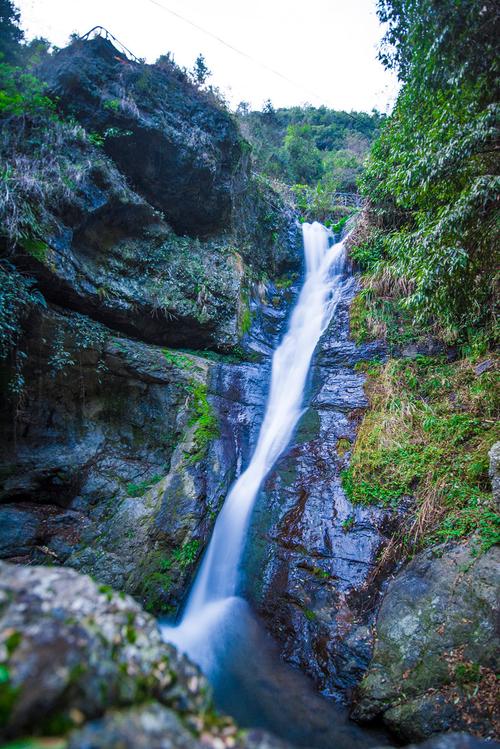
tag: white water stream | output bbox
[162,222,349,672]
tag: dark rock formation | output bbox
[351,542,499,741]
[39,36,244,238]
[244,280,393,696]
[37,36,299,265]
[0,561,210,740]
[0,276,295,614]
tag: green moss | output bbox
[0,665,20,728]
[19,237,49,263]
[310,566,330,580]
[162,348,197,370]
[303,608,317,621]
[341,515,355,533]
[240,302,252,335]
[342,354,500,552]
[454,661,481,685]
[185,381,219,464]
[126,474,163,498]
[125,626,137,644]
[274,274,296,290]
[97,584,114,602]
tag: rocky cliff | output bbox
[0,36,299,615]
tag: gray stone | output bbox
[0,562,212,741]
[351,542,500,741]
[68,703,203,749]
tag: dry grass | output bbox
[343,355,500,555]
[0,116,126,247]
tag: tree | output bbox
[191,54,211,86]
[283,124,323,184]
[361,0,500,339]
[0,0,23,62]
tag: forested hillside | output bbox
[237,104,383,224]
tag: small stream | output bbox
[162,223,391,748]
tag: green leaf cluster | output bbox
[361,0,499,342]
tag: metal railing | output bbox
[78,26,141,63]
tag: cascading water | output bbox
[162,222,351,671]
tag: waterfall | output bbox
[162,222,349,671]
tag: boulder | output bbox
[67,705,293,749]
[0,562,212,741]
[39,36,244,238]
[351,542,500,741]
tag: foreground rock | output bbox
[0,562,213,739]
[351,542,500,741]
[68,705,292,749]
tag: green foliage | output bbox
[0,63,54,117]
[303,608,317,621]
[0,664,19,727]
[292,183,359,225]
[185,381,219,464]
[168,539,200,570]
[190,53,211,86]
[239,292,252,335]
[284,124,324,184]
[454,662,481,685]
[0,263,45,363]
[0,0,23,62]
[162,348,197,370]
[361,0,499,342]
[141,540,201,613]
[125,474,163,498]
[48,314,109,378]
[341,515,355,533]
[238,104,382,187]
[349,230,386,271]
[0,102,100,244]
[4,631,21,656]
[237,104,381,221]
[343,355,500,552]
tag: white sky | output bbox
[17,0,399,113]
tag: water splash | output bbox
[162,222,350,671]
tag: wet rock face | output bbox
[40,37,243,238]
[0,562,211,741]
[351,542,500,742]
[0,293,287,614]
[244,282,391,696]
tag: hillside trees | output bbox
[360,0,499,341]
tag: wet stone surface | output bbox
[243,280,391,698]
